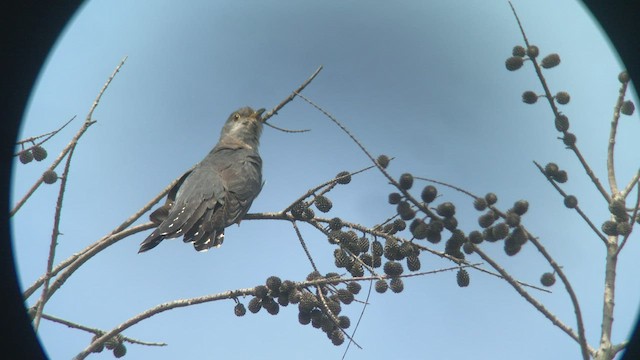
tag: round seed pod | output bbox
[555,91,570,105]
[375,279,388,293]
[113,343,127,358]
[436,202,456,218]
[349,262,364,277]
[540,272,556,287]
[563,133,577,147]
[337,289,354,304]
[399,173,414,190]
[234,303,246,317]
[617,222,632,236]
[555,170,568,183]
[338,315,351,329]
[505,56,524,71]
[512,45,526,57]
[468,230,483,244]
[19,150,34,164]
[376,154,390,168]
[298,311,311,325]
[347,282,361,295]
[564,195,578,209]
[555,114,570,132]
[32,145,47,161]
[485,193,498,205]
[331,330,345,346]
[505,212,521,227]
[478,213,495,228]
[541,53,561,68]
[42,170,58,184]
[389,277,404,293]
[609,199,627,218]
[335,171,351,184]
[388,192,402,204]
[526,45,539,58]
[406,255,421,271]
[522,91,538,104]
[513,199,529,215]
[383,261,404,276]
[248,297,262,313]
[473,197,488,211]
[393,219,406,232]
[621,100,635,116]
[328,217,343,231]
[456,269,470,287]
[462,242,474,254]
[601,220,618,236]
[315,195,333,213]
[266,276,282,292]
[421,185,438,203]
[544,163,560,178]
[492,223,510,240]
[618,71,630,83]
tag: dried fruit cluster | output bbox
[236,274,357,346]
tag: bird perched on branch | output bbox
[139,107,265,253]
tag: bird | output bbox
[139,106,265,253]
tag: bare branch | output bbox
[291,221,318,272]
[616,176,639,256]
[11,57,127,216]
[533,161,608,245]
[14,115,76,152]
[33,143,77,331]
[472,243,595,357]
[621,171,640,199]
[24,173,181,299]
[607,79,630,195]
[41,313,166,347]
[29,222,155,311]
[262,65,323,123]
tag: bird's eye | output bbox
[233,113,240,121]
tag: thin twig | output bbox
[607,79,629,195]
[14,115,76,152]
[41,313,167,347]
[263,121,310,133]
[472,243,595,357]
[11,57,127,216]
[262,65,323,123]
[29,222,155,311]
[24,174,181,299]
[621,171,640,199]
[616,175,640,256]
[533,161,608,245]
[33,144,76,331]
[291,221,318,272]
[342,279,372,360]
[282,164,376,214]
[316,286,362,349]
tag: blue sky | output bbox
[11,0,640,359]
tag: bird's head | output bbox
[219,107,265,148]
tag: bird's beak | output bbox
[255,108,266,120]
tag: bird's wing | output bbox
[139,157,226,252]
[213,149,263,225]
[149,169,192,225]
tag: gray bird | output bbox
[139,107,265,253]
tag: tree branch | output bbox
[11,57,127,216]
[41,313,166,347]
